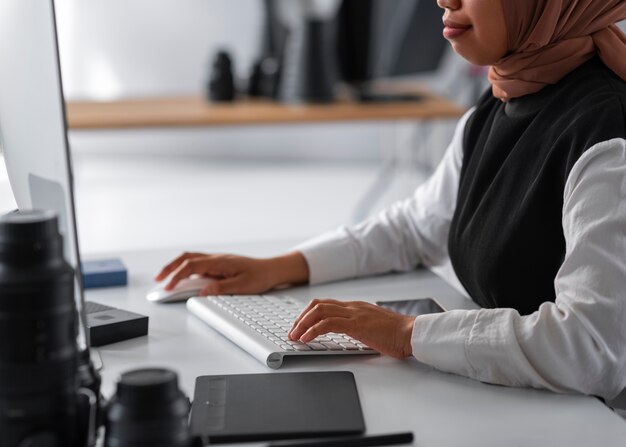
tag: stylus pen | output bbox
[267,432,414,447]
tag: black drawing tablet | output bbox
[190,371,365,444]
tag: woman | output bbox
[156,0,626,400]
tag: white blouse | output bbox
[295,109,626,400]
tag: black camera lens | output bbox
[105,368,192,447]
[0,210,82,447]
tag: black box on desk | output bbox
[86,301,149,347]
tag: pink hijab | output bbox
[489,0,626,101]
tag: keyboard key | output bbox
[321,342,343,351]
[339,342,359,351]
[307,343,328,351]
[292,344,312,351]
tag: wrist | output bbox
[266,251,310,288]
[402,316,417,357]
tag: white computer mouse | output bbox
[147,276,216,303]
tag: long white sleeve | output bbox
[411,138,626,400]
[295,107,626,399]
[294,108,473,284]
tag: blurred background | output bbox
[1,1,623,257]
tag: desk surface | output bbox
[85,240,626,446]
[66,93,465,130]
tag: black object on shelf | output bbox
[248,59,265,97]
[248,56,282,98]
[336,0,448,102]
[299,18,337,103]
[248,0,288,99]
[208,50,236,102]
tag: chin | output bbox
[451,43,498,67]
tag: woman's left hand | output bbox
[288,299,416,359]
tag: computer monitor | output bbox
[0,0,90,350]
[336,0,447,92]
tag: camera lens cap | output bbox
[106,368,192,447]
[0,210,59,244]
[116,368,180,406]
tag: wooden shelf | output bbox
[66,93,465,130]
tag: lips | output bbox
[443,19,472,39]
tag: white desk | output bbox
[85,240,626,446]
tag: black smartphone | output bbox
[376,298,445,316]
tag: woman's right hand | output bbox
[154,251,310,296]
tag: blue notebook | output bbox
[81,258,127,289]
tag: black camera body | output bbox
[0,211,196,446]
[0,211,92,447]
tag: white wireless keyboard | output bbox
[187,295,377,369]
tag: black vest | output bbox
[448,58,626,315]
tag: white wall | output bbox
[56,0,263,100]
